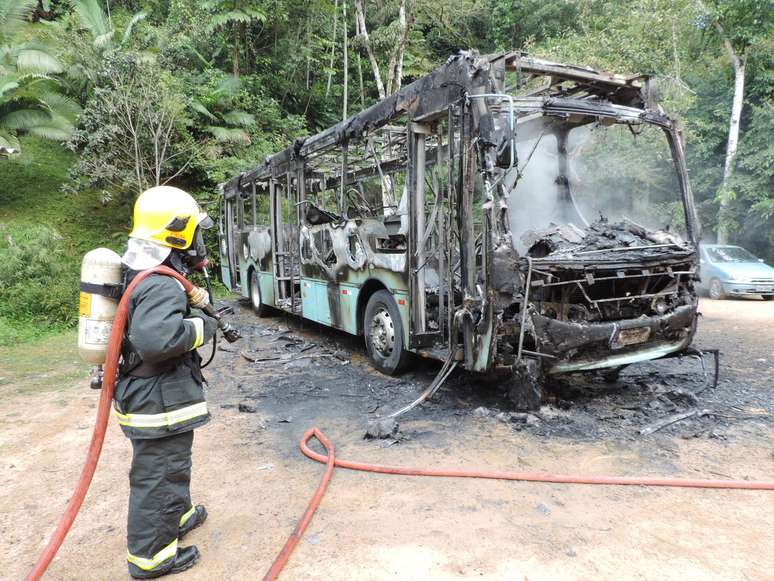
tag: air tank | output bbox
[77,248,123,364]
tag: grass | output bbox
[0,135,131,257]
[0,135,235,345]
[0,330,88,399]
[0,136,131,345]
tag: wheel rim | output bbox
[369,306,395,358]
[710,280,722,299]
[251,272,261,307]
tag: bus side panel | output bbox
[393,290,411,349]
[259,271,276,308]
[238,258,250,297]
[220,265,232,291]
[301,279,331,326]
[338,283,359,334]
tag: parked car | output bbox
[699,244,774,300]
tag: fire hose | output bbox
[25,267,774,579]
[263,427,774,580]
[26,265,238,581]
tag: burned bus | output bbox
[217,51,700,410]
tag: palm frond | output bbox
[206,10,257,32]
[93,30,115,49]
[121,11,147,47]
[242,7,266,22]
[191,98,216,120]
[207,125,250,145]
[72,0,112,45]
[39,91,81,121]
[28,114,73,140]
[0,0,37,43]
[0,106,50,129]
[15,46,63,74]
[0,73,19,99]
[220,109,254,127]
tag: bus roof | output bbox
[223,51,654,196]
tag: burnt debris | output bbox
[521,218,689,260]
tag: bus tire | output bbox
[250,269,270,316]
[364,290,410,375]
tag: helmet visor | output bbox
[198,213,214,230]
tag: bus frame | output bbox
[218,50,701,409]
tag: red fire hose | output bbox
[263,427,774,580]
[26,266,192,581]
[26,265,774,580]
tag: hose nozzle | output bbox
[200,303,241,343]
[218,320,242,343]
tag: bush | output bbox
[0,223,79,344]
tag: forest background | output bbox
[0,0,773,344]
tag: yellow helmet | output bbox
[129,186,213,249]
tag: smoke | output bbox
[504,118,687,253]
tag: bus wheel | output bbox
[250,270,269,316]
[364,290,410,375]
[508,359,542,411]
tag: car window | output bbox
[707,246,758,263]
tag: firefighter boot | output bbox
[129,546,200,579]
[179,505,208,540]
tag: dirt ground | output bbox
[1,297,772,580]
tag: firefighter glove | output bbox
[187,285,210,309]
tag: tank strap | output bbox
[79,281,123,300]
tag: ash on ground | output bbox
[207,300,772,448]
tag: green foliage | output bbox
[67,51,199,199]
[728,102,774,262]
[0,135,127,344]
[0,0,79,153]
[0,222,77,341]
[488,0,581,51]
[698,0,774,53]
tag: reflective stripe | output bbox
[187,317,204,349]
[114,401,208,429]
[179,506,196,527]
[127,538,177,571]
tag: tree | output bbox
[190,74,255,146]
[203,0,266,77]
[68,53,197,199]
[696,0,774,243]
[0,0,80,154]
[353,0,417,99]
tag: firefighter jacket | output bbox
[114,272,217,439]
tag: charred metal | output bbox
[218,50,701,410]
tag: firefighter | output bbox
[115,186,217,578]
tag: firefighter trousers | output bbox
[127,430,194,573]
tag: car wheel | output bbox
[709,278,726,300]
[763,295,774,301]
[250,270,270,316]
[364,290,410,375]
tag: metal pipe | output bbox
[516,256,533,362]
